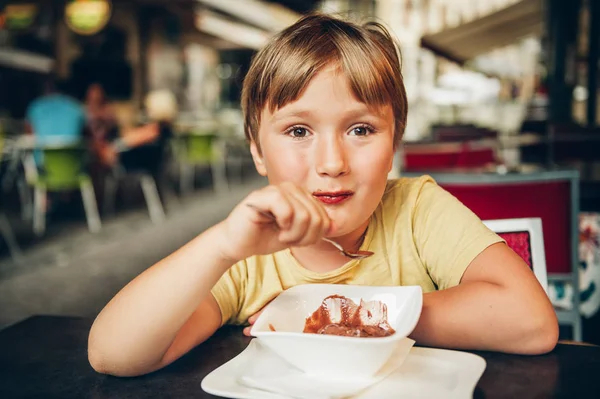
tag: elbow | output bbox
[87,341,126,376]
[521,312,559,355]
[88,324,108,374]
[88,346,152,377]
[88,324,120,376]
[88,332,153,377]
[88,346,110,375]
[536,316,560,354]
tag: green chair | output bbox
[0,132,23,262]
[173,132,228,194]
[31,144,101,236]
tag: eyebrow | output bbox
[270,105,385,123]
[270,109,314,122]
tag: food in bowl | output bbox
[303,295,395,337]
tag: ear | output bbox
[250,140,267,176]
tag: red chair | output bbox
[402,142,497,172]
[456,147,496,168]
[404,170,582,341]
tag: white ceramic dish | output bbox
[250,284,423,378]
[201,338,487,399]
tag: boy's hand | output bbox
[218,182,334,262]
[243,310,263,337]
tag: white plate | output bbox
[201,339,486,399]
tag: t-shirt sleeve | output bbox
[210,260,248,326]
[412,179,504,290]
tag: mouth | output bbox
[312,190,354,205]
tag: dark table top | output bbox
[1,316,600,398]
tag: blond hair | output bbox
[242,13,407,151]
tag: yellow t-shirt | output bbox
[211,175,503,325]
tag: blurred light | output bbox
[216,64,233,79]
[196,0,299,32]
[427,87,471,106]
[573,86,588,102]
[0,48,54,73]
[195,10,270,49]
[435,70,501,105]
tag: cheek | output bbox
[352,145,394,179]
[263,147,310,183]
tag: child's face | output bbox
[250,64,395,237]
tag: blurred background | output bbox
[0,0,599,344]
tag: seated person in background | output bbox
[26,78,86,166]
[84,83,119,165]
[100,89,175,177]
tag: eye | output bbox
[349,124,375,136]
[286,126,310,139]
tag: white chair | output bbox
[1,136,23,263]
[103,167,166,225]
[483,217,549,293]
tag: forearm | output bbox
[410,281,558,354]
[120,123,159,148]
[88,222,233,369]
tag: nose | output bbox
[315,135,349,178]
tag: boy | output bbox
[88,13,558,377]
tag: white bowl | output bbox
[250,284,423,378]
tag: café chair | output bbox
[0,213,22,263]
[30,144,101,236]
[0,135,33,221]
[0,135,23,262]
[402,141,497,172]
[103,162,166,225]
[172,132,228,195]
[483,217,548,292]
[408,170,582,341]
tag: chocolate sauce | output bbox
[303,295,395,337]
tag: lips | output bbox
[312,190,354,205]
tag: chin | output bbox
[330,219,364,237]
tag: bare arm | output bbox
[410,243,559,355]
[120,122,160,148]
[88,182,334,377]
[88,223,231,377]
[99,123,161,166]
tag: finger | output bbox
[246,187,294,229]
[276,187,311,245]
[248,309,264,324]
[243,326,252,336]
[286,186,328,246]
[304,188,335,236]
[312,199,334,235]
